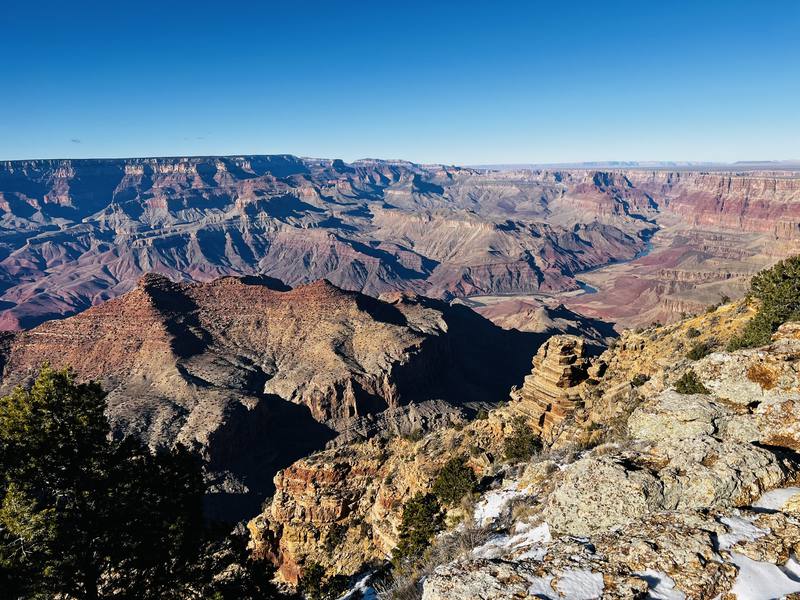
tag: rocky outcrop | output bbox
[250,302,800,599]
[511,335,589,442]
[418,316,800,599]
[0,273,542,520]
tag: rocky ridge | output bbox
[4,157,800,331]
[249,301,800,599]
[0,273,543,519]
[0,157,651,330]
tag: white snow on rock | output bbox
[528,575,556,598]
[717,515,768,550]
[728,553,800,600]
[751,486,800,511]
[634,570,686,600]
[473,485,527,526]
[472,521,551,560]
[337,573,377,600]
[554,569,604,599]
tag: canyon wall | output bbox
[0,273,544,519]
[1,157,800,331]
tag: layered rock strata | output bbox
[251,300,800,599]
[511,335,589,441]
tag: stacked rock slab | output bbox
[512,335,589,442]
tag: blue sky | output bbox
[1,0,798,164]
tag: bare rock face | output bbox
[5,156,800,331]
[248,400,534,583]
[420,324,800,599]
[511,335,589,442]
[626,170,800,237]
[544,387,794,537]
[0,274,542,519]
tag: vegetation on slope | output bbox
[503,416,541,461]
[0,366,289,600]
[392,494,445,570]
[431,457,477,506]
[729,255,800,350]
[674,369,711,395]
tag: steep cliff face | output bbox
[3,157,799,331]
[248,399,521,583]
[626,170,800,237]
[246,336,601,583]
[0,274,542,519]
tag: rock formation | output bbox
[511,335,589,442]
[250,300,800,600]
[4,155,800,331]
[0,273,543,519]
[0,156,652,330]
[421,318,800,598]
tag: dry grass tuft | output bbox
[746,363,778,390]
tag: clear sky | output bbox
[2,0,798,165]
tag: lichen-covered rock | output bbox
[543,455,664,535]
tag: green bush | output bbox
[503,416,541,462]
[674,370,710,395]
[0,367,203,599]
[392,494,444,568]
[631,373,650,387]
[0,367,288,600]
[298,561,349,600]
[687,341,714,361]
[686,327,701,339]
[728,256,800,350]
[431,457,477,505]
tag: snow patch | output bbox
[634,570,686,600]
[729,553,800,600]
[528,575,556,598]
[554,569,604,599]
[473,486,527,526]
[751,486,800,511]
[472,522,551,560]
[717,515,768,550]
[337,572,377,600]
